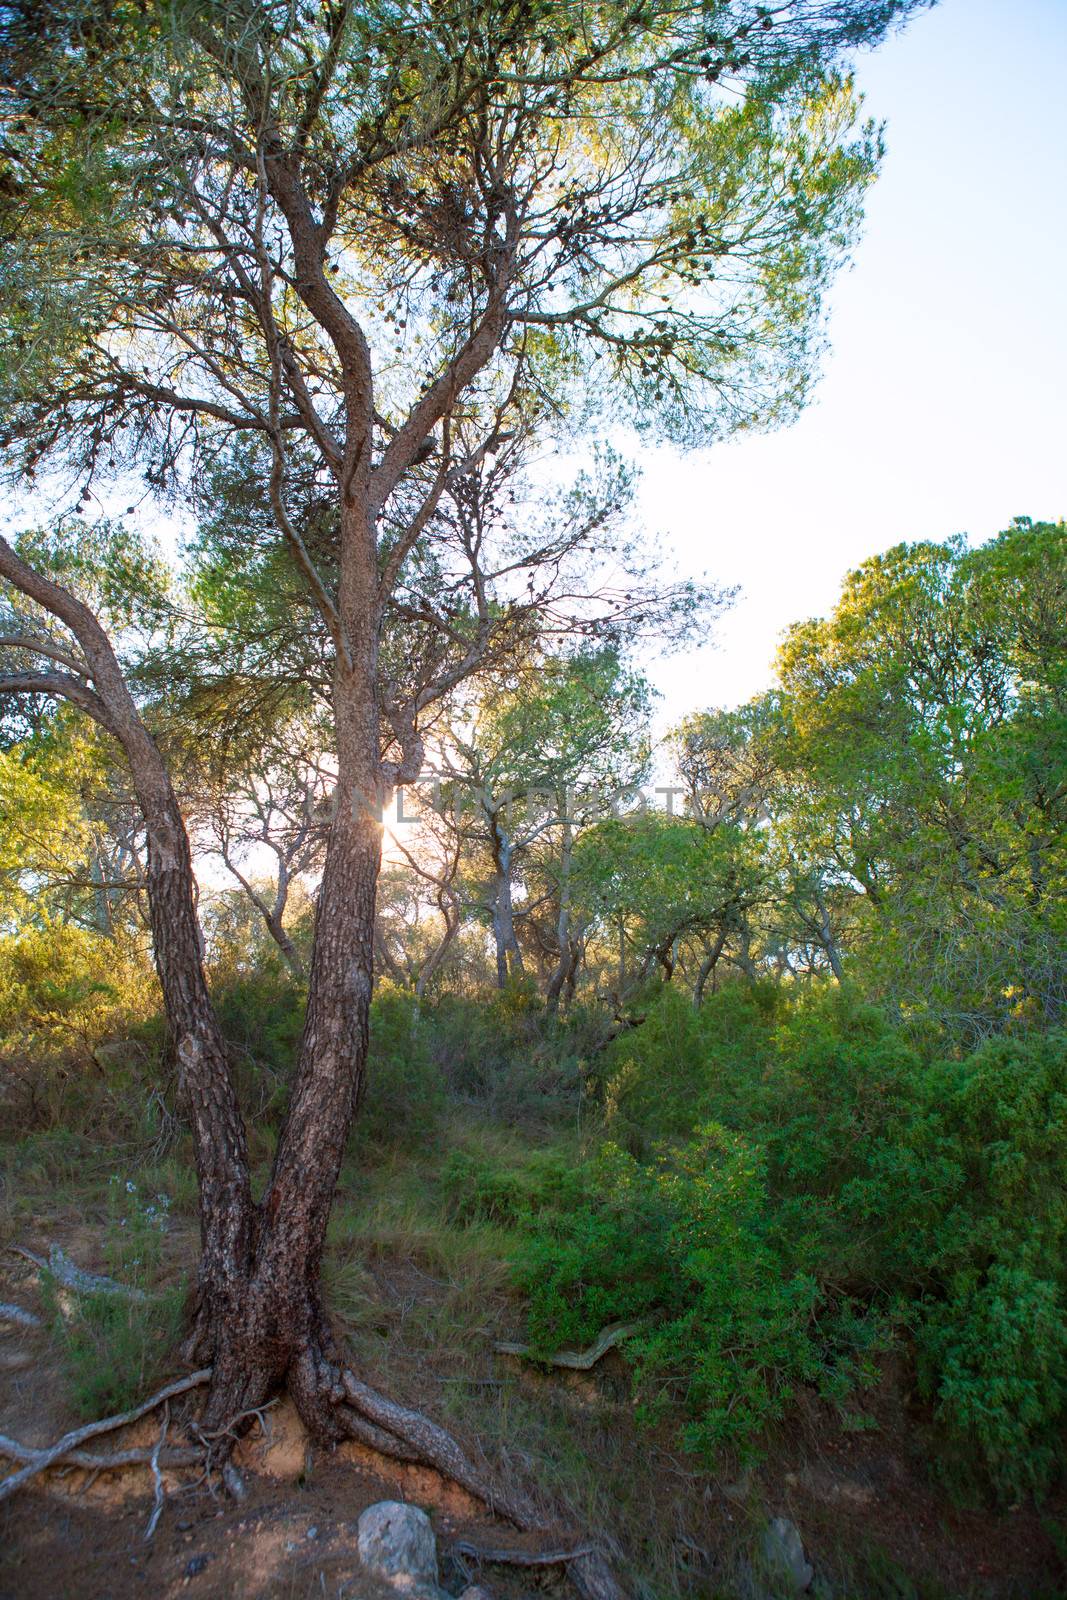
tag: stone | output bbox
[357,1501,439,1595]
[457,1589,494,1600]
[759,1517,813,1593]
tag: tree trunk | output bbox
[196,474,387,1417]
[0,536,257,1388]
[415,891,460,1000]
[545,817,575,1017]
[816,892,844,980]
[138,764,256,1413]
[491,839,524,989]
[693,928,727,1005]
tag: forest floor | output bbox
[1,1137,1066,1600]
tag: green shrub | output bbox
[425,989,588,1122]
[865,1031,1067,1498]
[600,982,782,1153]
[0,922,160,1133]
[441,1144,588,1228]
[515,1126,874,1462]
[916,1265,1067,1501]
[524,988,1067,1497]
[210,966,305,1122]
[52,1285,187,1419]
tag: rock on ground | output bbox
[357,1500,441,1596]
[760,1516,814,1593]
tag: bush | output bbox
[422,987,589,1123]
[522,987,1067,1497]
[861,1030,1067,1498]
[0,922,159,1133]
[210,966,305,1125]
[441,1143,588,1229]
[359,985,446,1149]
[515,1126,876,1462]
[916,1265,1067,1501]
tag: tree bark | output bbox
[0,537,255,1365]
[203,487,385,1424]
[490,838,524,989]
[545,817,577,1016]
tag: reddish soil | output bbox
[0,1455,554,1600]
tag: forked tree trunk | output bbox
[197,493,387,1424]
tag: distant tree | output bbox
[196,727,332,980]
[417,646,652,996]
[771,519,1067,1034]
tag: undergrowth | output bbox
[3,952,1067,1595]
[41,1177,186,1418]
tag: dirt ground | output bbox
[3,1233,1067,1600]
[0,1454,552,1600]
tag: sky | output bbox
[641,0,1067,721]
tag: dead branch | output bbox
[143,1404,169,1540]
[494,1322,638,1371]
[11,1244,146,1302]
[0,1434,199,1473]
[453,1539,597,1567]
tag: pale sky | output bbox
[642,0,1067,721]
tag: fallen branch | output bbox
[0,1302,41,1329]
[0,1368,210,1503]
[11,1244,146,1302]
[494,1322,639,1371]
[453,1538,597,1567]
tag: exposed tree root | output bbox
[328,1362,630,1600]
[0,1352,631,1600]
[0,1369,210,1502]
[336,1367,532,1526]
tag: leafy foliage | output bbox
[507,986,1067,1495]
